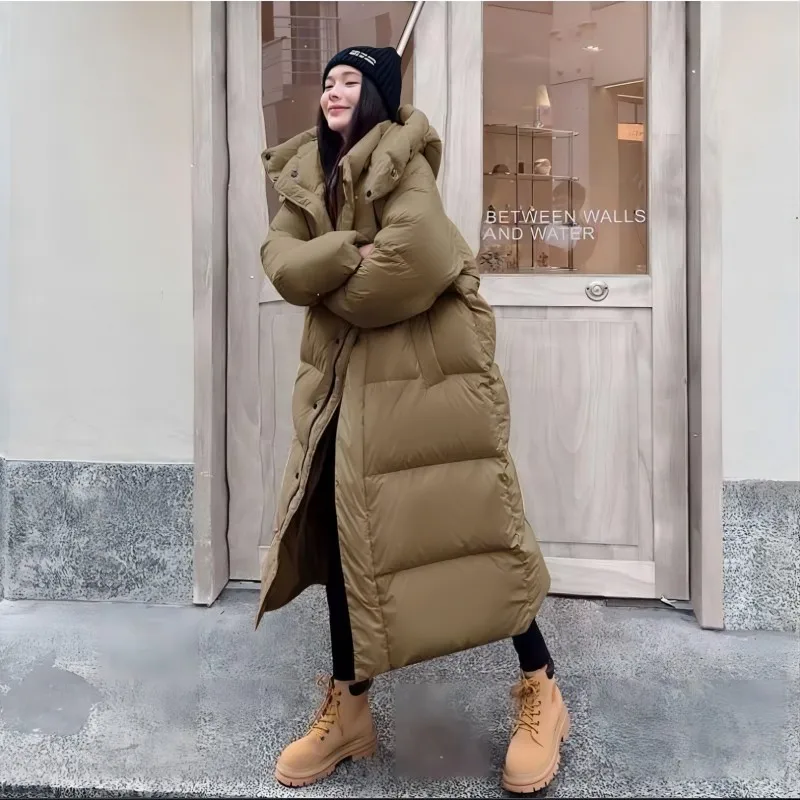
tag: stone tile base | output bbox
[1,459,193,605]
[723,480,800,633]
[0,457,6,600]
[2,462,797,630]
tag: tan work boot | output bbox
[274,676,377,787]
[501,666,570,793]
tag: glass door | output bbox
[226,1,419,581]
[413,1,689,600]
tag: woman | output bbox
[255,45,570,794]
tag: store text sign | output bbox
[618,122,645,142]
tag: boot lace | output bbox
[511,674,543,742]
[308,675,342,740]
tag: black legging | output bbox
[320,418,553,681]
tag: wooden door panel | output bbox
[249,302,304,581]
[547,556,655,597]
[542,542,638,560]
[649,1,689,599]
[495,310,653,556]
[226,2,269,581]
[481,275,653,309]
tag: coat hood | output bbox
[262,105,442,204]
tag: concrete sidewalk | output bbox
[0,587,797,798]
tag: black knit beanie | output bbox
[322,46,402,120]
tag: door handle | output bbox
[586,280,609,302]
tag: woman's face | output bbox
[321,65,363,133]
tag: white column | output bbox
[414,1,483,254]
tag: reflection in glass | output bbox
[480,1,648,275]
[261,2,414,220]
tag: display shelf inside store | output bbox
[484,123,580,139]
[484,173,580,182]
[483,122,580,271]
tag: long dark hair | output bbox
[317,75,391,226]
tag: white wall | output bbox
[720,1,800,482]
[6,2,193,463]
[0,5,10,457]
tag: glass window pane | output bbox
[261,2,415,220]
[480,1,648,275]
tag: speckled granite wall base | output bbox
[724,480,800,633]
[2,460,194,604]
[3,462,797,627]
[1,457,7,600]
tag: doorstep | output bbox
[0,588,797,798]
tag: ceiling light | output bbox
[603,79,645,90]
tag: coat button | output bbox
[291,169,298,178]
[366,190,372,198]
[391,168,399,179]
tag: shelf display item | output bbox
[479,204,517,273]
[483,123,579,271]
[534,84,551,129]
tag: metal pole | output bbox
[397,0,425,56]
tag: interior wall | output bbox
[261,1,414,220]
[5,2,194,463]
[261,1,414,150]
[719,0,800,481]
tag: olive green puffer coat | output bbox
[255,106,550,681]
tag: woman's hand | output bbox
[358,243,375,260]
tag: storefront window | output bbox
[261,1,414,219]
[480,1,647,274]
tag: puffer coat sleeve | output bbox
[261,202,364,307]
[323,157,462,329]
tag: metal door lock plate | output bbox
[586,281,609,301]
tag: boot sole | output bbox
[274,735,378,788]
[501,706,571,795]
